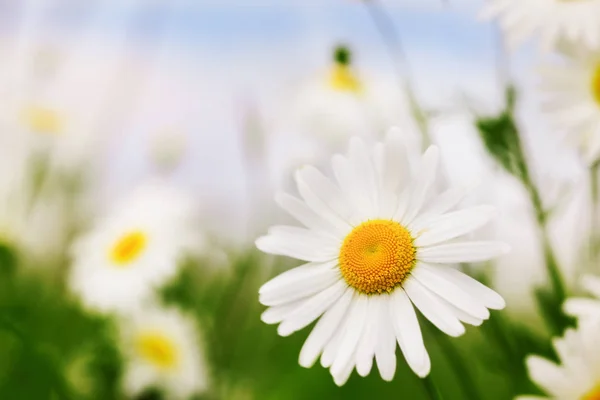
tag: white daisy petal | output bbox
[255,234,338,262]
[261,301,302,324]
[413,205,496,247]
[332,353,356,387]
[440,298,485,327]
[277,280,347,337]
[409,186,469,231]
[259,261,336,295]
[412,264,490,320]
[582,274,600,298]
[259,262,340,306]
[389,288,430,377]
[403,277,465,337]
[321,312,348,368]
[348,137,378,215]
[275,192,339,237]
[399,145,439,225]
[266,225,340,253]
[332,154,371,219]
[295,165,356,225]
[423,185,468,217]
[417,241,510,264]
[296,168,352,235]
[378,130,411,217]
[526,355,570,396]
[424,264,506,310]
[330,294,368,378]
[299,287,354,368]
[375,295,397,381]
[563,298,600,320]
[355,296,378,377]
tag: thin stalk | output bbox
[589,163,600,265]
[422,374,444,400]
[363,0,432,147]
[525,179,567,305]
[437,335,480,400]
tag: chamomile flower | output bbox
[4,95,101,172]
[289,46,414,157]
[118,306,208,399]
[518,321,600,400]
[256,131,508,385]
[564,274,600,322]
[538,47,600,165]
[0,140,70,262]
[69,183,197,313]
[480,0,600,51]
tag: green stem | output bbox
[436,335,480,400]
[362,0,432,148]
[527,181,567,305]
[521,170,573,334]
[422,374,444,400]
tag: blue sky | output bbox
[3,0,563,241]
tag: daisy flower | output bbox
[538,47,600,165]
[480,0,600,51]
[287,45,414,157]
[0,139,71,262]
[564,274,600,322]
[518,321,600,400]
[1,93,104,173]
[256,131,509,385]
[118,306,208,399]
[69,183,197,313]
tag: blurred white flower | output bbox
[564,274,600,322]
[69,183,197,313]
[539,47,600,165]
[257,132,507,385]
[118,306,208,399]
[277,46,416,169]
[518,321,600,399]
[0,93,102,173]
[480,0,600,51]
[0,141,71,262]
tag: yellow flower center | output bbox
[21,105,63,135]
[592,66,600,105]
[136,331,178,369]
[583,384,600,400]
[109,231,147,266]
[339,219,416,294]
[329,64,362,93]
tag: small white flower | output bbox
[0,89,105,173]
[118,306,208,399]
[256,131,508,385]
[518,321,600,400]
[538,47,600,165]
[480,0,600,51]
[284,46,415,161]
[0,142,70,262]
[69,183,197,313]
[564,274,600,322]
